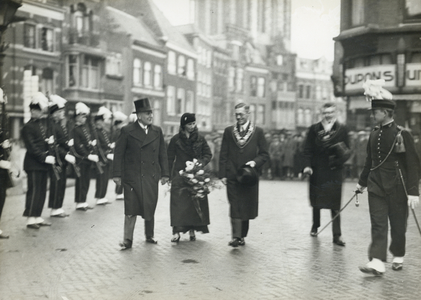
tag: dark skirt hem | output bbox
[172,225,209,234]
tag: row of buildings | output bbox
[3,0,345,139]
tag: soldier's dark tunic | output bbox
[94,127,111,199]
[48,120,70,210]
[358,122,420,261]
[72,124,94,204]
[21,118,50,217]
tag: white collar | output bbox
[239,120,250,131]
[321,118,336,132]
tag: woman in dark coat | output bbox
[167,113,212,242]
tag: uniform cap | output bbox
[75,102,90,115]
[49,95,67,114]
[113,111,128,122]
[30,92,49,110]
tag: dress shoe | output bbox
[310,228,317,237]
[116,194,124,200]
[27,224,40,229]
[359,259,385,276]
[238,238,245,246]
[392,262,403,271]
[76,207,88,211]
[51,213,69,218]
[38,222,52,226]
[0,233,10,239]
[228,238,240,247]
[171,233,180,243]
[359,266,384,276]
[333,237,346,246]
[189,235,196,241]
[119,239,132,250]
[146,237,158,244]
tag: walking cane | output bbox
[315,192,360,236]
[397,168,421,237]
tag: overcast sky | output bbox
[152,0,340,61]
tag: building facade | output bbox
[332,0,421,132]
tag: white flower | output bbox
[187,174,194,179]
[196,170,204,175]
[191,179,198,184]
[204,178,210,183]
[179,170,184,175]
[185,161,195,171]
[193,158,198,164]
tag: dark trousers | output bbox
[75,162,92,203]
[0,169,7,220]
[95,163,109,199]
[24,171,48,217]
[312,208,341,238]
[231,218,249,238]
[115,182,123,194]
[368,192,408,261]
[48,164,67,209]
[123,215,155,241]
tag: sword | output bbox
[315,192,360,236]
[397,167,421,236]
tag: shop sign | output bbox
[406,63,421,87]
[344,65,395,92]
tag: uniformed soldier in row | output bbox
[357,80,420,276]
[111,111,128,201]
[93,106,113,205]
[72,102,98,211]
[47,95,76,218]
[21,93,54,228]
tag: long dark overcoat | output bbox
[113,122,169,219]
[219,125,269,220]
[302,121,350,210]
[167,132,212,227]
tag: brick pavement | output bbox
[1,178,421,300]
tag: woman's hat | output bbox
[180,113,196,126]
[133,98,152,113]
[236,164,258,186]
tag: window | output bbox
[24,24,36,49]
[167,86,176,115]
[250,76,257,96]
[298,84,304,98]
[297,108,304,125]
[306,86,311,99]
[316,86,321,100]
[232,44,240,60]
[81,56,99,89]
[178,55,186,76]
[144,62,152,86]
[304,108,312,126]
[154,65,162,89]
[276,55,283,66]
[41,27,54,52]
[106,53,122,76]
[186,91,194,112]
[177,88,185,115]
[68,55,77,87]
[187,59,195,79]
[405,0,421,20]
[257,104,265,125]
[235,68,243,92]
[168,51,176,74]
[257,77,265,97]
[249,104,256,123]
[207,51,212,68]
[228,67,235,91]
[133,58,142,86]
[351,0,364,26]
[40,68,54,94]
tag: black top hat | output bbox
[236,164,258,186]
[133,98,153,113]
[371,99,396,110]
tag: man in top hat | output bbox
[357,79,420,275]
[93,106,113,205]
[21,92,54,228]
[111,111,127,200]
[47,95,75,217]
[302,102,350,246]
[113,98,169,248]
[71,102,99,211]
[219,102,269,247]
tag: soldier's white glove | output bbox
[45,155,56,165]
[109,142,115,149]
[87,154,99,162]
[408,195,419,210]
[90,139,97,146]
[67,139,74,147]
[0,160,11,169]
[65,154,76,164]
[107,153,114,161]
[356,183,366,194]
[1,139,11,149]
[47,135,55,145]
[245,161,256,168]
[303,167,313,175]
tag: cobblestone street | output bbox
[1,179,420,300]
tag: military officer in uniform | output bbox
[71,102,99,211]
[22,92,54,228]
[357,80,420,275]
[47,95,75,217]
[93,106,113,205]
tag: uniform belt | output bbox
[371,160,397,171]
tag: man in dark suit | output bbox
[113,98,169,249]
[357,80,420,276]
[21,92,54,229]
[219,102,269,247]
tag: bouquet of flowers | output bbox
[179,158,213,200]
